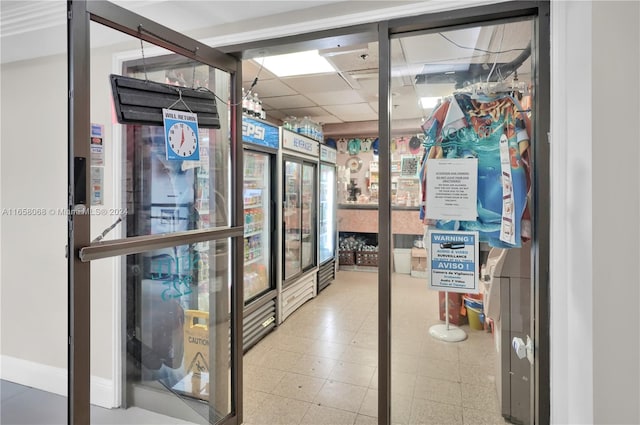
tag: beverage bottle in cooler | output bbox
[306,117,313,138]
[255,156,264,176]
[247,91,256,117]
[312,120,320,141]
[257,264,268,289]
[308,119,316,140]
[253,93,262,118]
[295,116,303,134]
[285,116,298,132]
[300,116,310,137]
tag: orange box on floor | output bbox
[438,292,468,326]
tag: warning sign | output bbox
[180,310,210,400]
[188,351,209,375]
[428,230,479,294]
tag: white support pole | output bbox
[429,291,467,342]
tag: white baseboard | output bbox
[0,355,117,408]
[91,374,117,408]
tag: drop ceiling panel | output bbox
[243,59,277,81]
[390,85,418,98]
[401,27,483,65]
[305,90,365,106]
[392,101,423,121]
[323,103,377,122]
[392,63,424,80]
[356,79,379,99]
[279,106,332,119]
[265,109,287,122]
[281,73,352,93]
[325,45,379,73]
[400,21,531,67]
[312,114,344,124]
[250,78,298,97]
[261,94,315,109]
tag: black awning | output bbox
[110,74,220,129]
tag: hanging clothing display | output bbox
[360,138,373,152]
[347,138,361,155]
[337,138,348,153]
[419,92,531,248]
[395,136,408,154]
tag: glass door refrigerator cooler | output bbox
[318,144,338,292]
[242,115,280,350]
[279,128,319,323]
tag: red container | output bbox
[438,292,468,326]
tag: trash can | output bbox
[393,248,412,274]
[464,298,484,330]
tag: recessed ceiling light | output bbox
[257,50,335,77]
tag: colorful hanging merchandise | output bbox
[419,93,532,248]
[395,136,408,154]
[372,138,380,155]
[409,136,422,154]
[336,138,348,153]
[347,138,361,155]
[361,138,373,152]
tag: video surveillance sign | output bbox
[429,230,479,294]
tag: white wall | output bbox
[591,1,640,423]
[551,2,640,424]
[0,40,129,407]
[0,53,69,387]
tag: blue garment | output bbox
[420,93,531,248]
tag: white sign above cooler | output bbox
[320,145,337,164]
[282,128,319,156]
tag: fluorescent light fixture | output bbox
[257,50,335,77]
[420,96,440,109]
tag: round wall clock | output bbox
[168,122,198,158]
[345,156,363,173]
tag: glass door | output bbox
[319,163,337,264]
[387,16,540,425]
[68,3,243,423]
[243,151,272,303]
[283,159,302,280]
[301,162,317,271]
[123,59,234,423]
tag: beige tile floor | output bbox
[243,270,508,425]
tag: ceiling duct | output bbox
[415,43,531,89]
